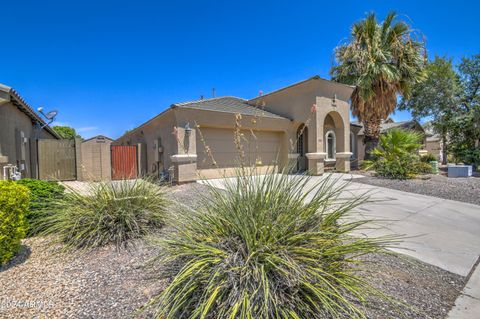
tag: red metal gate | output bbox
[111,145,138,180]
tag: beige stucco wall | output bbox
[114,77,354,180]
[249,77,354,173]
[80,137,112,181]
[425,139,442,161]
[114,109,176,178]
[0,97,57,179]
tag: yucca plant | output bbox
[37,178,169,250]
[146,169,399,318]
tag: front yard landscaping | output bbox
[354,171,480,206]
[0,180,467,318]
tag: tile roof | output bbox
[0,84,60,138]
[352,120,422,135]
[171,96,288,119]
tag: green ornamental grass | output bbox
[37,178,168,250]
[146,170,397,319]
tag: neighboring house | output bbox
[425,135,443,162]
[80,135,113,181]
[422,123,444,162]
[114,76,355,182]
[351,119,426,162]
[0,84,60,179]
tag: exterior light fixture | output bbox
[332,94,337,107]
[184,122,192,136]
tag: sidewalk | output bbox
[448,258,480,318]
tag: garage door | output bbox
[196,128,282,169]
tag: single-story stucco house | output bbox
[114,76,428,183]
[0,84,60,179]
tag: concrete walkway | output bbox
[200,173,480,277]
[448,259,480,318]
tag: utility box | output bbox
[448,165,473,178]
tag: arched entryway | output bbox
[296,124,308,172]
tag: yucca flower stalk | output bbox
[146,169,399,318]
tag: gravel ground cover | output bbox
[353,171,480,206]
[0,182,466,318]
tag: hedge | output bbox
[16,179,64,235]
[0,181,29,264]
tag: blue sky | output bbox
[1,0,479,139]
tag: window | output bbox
[325,131,336,160]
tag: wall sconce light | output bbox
[184,122,192,136]
[332,94,337,106]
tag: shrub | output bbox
[0,181,29,264]
[455,147,480,167]
[413,161,434,174]
[38,178,169,250]
[364,129,423,179]
[16,179,64,235]
[146,170,397,318]
[420,153,437,163]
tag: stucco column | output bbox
[306,152,327,175]
[335,152,352,172]
[171,126,198,183]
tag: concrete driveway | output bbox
[200,173,480,277]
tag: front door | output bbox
[297,125,308,172]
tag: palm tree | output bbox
[371,128,422,161]
[331,12,426,159]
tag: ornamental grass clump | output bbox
[37,178,168,250]
[146,170,398,319]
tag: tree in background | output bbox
[450,55,480,165]
[398,56,462,164]
[53,126,81,140]
[399,54,480,166]
[331,12,426,159]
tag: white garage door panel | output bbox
[196,128,282,169]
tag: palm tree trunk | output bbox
[363,120,381,160]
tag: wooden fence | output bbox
[111,145,138,180]
[37,139,77,181]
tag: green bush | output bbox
[16,179,64,235]
[146,170,397,318]
[455,147,480,167]
[0,181,29,264]
[420,153,437,163]
[364,129,423,179]
[38,178,169,250]
[365,155,419,180]
[413,161,434,174]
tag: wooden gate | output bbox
[111,145,138,180]
[37,139,77,181]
